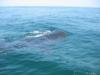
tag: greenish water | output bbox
[0,7,100,75]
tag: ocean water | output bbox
[0,7,100,75]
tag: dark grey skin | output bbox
[0,30,66,50]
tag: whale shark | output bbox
[0,27,67,50]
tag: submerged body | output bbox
[0,28,67,49]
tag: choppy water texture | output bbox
[0,7,100,75]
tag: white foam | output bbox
[33,34,45,37]
[29,30,42,34]
[26,30,52,38]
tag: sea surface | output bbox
[0,7,100,75]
